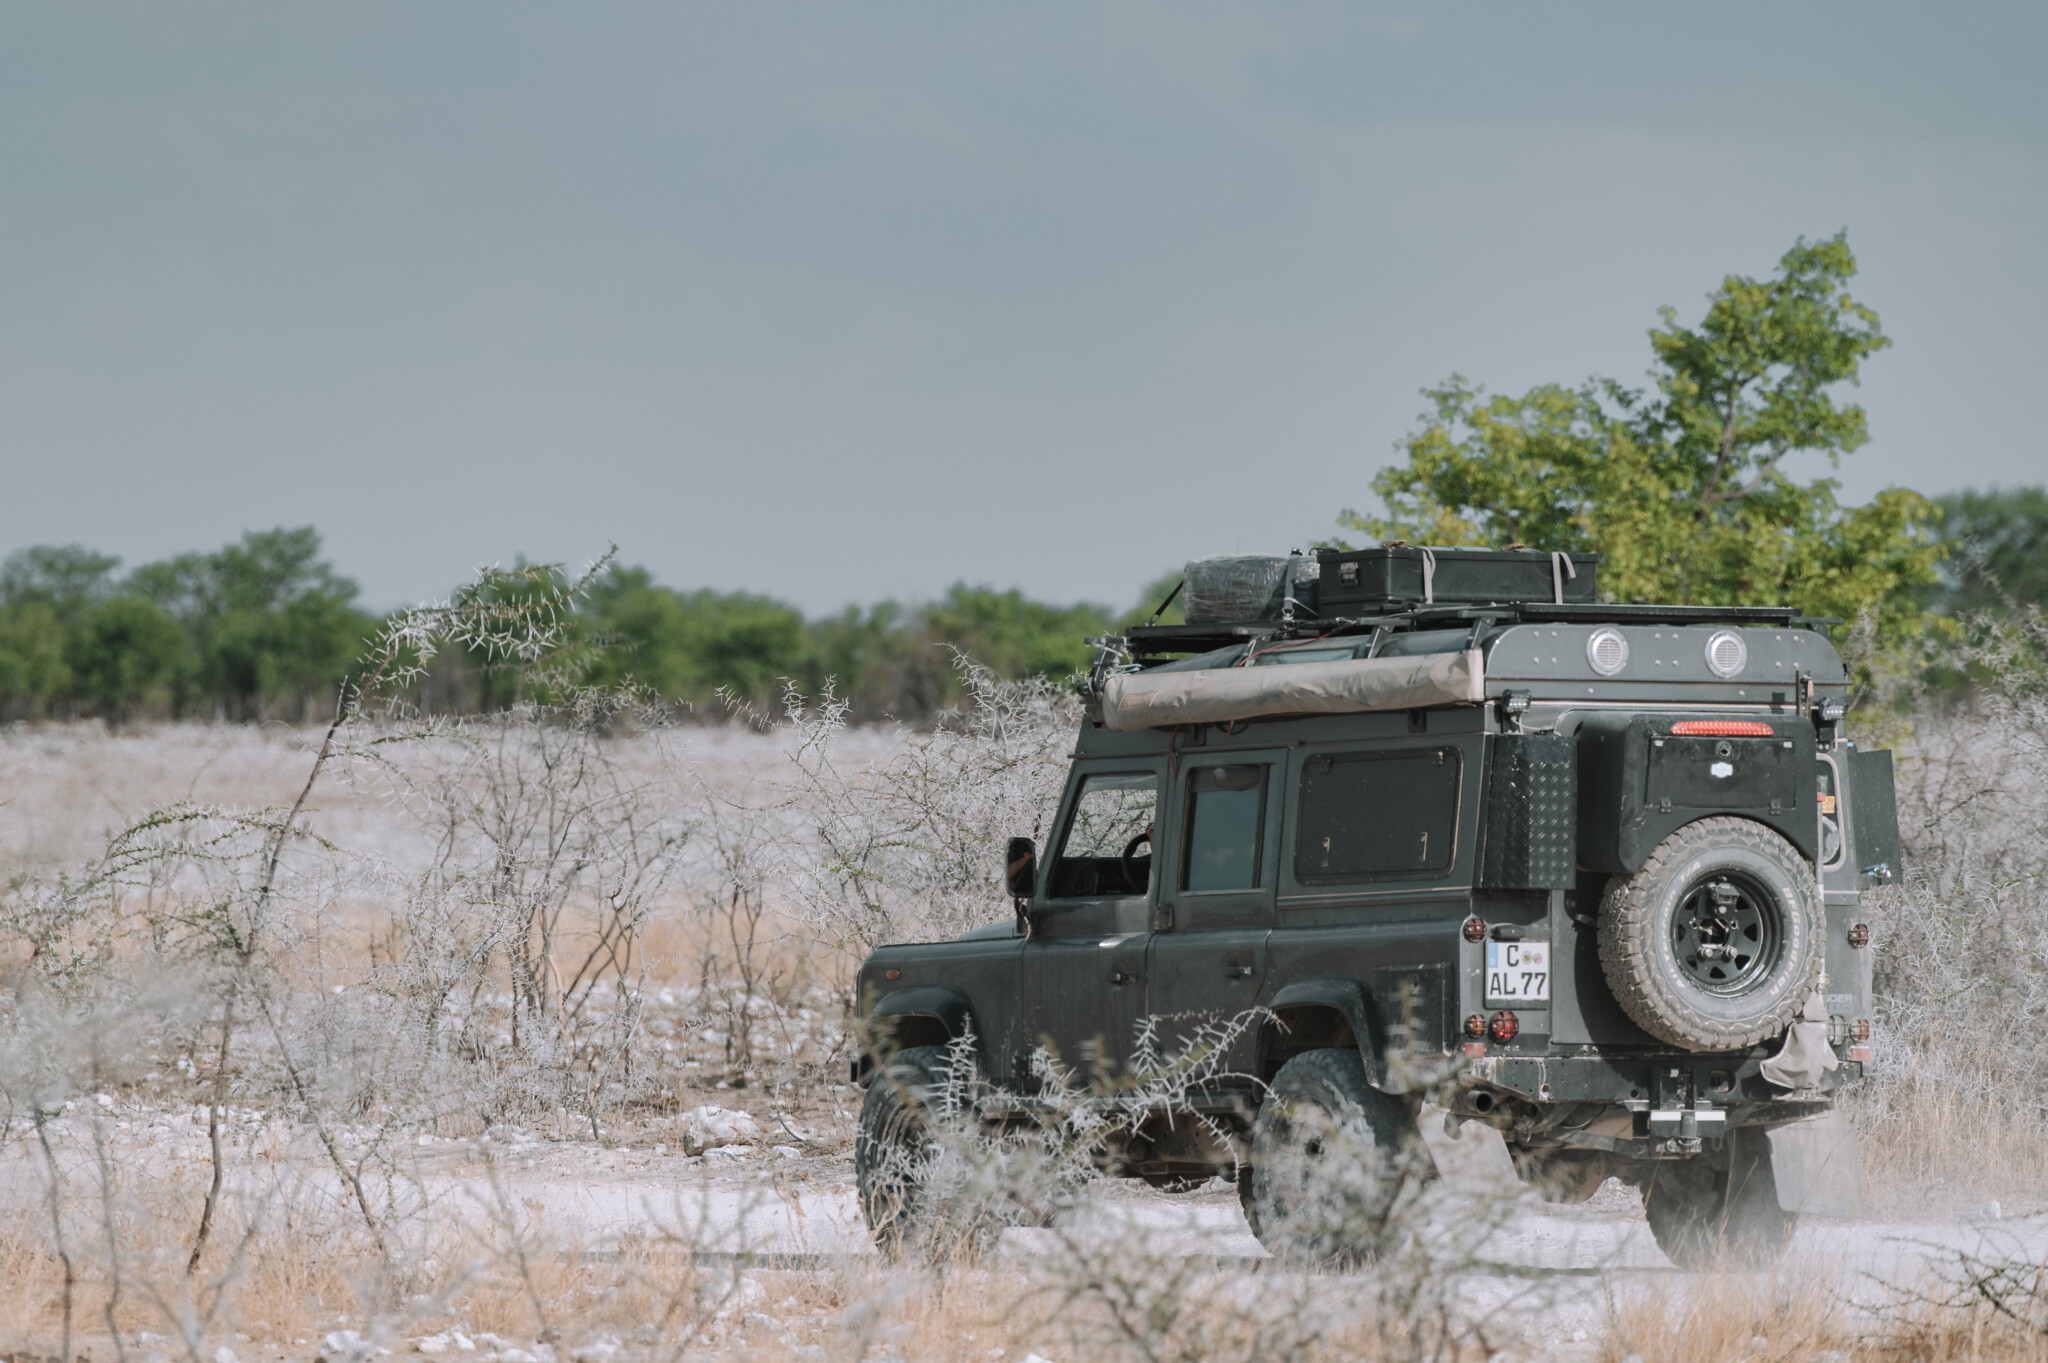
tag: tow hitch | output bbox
[1626,1097,1728,1140]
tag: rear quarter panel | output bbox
[1265,732,1483,1083]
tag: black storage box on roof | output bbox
[1317,546,1599,613]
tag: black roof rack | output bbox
[1461,601,1808,627]
[1123,601,1819,662]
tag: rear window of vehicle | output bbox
[1294,746,1462,883]
[1181,763,1269,893]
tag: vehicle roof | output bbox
[1080,609,1846,747]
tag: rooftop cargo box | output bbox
[1318,546,1598,614]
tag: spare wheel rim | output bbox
[1669,868,1785,998]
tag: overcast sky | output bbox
[3,3,2043,614]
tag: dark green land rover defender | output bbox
[852,547,1898,1267]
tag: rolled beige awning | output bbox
[1100,649,1485,731]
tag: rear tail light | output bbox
[1488,1011,1519,1043]
[1464,1014,1487,1039]
[1670,720,1774,737]
[1848,923,1871,948]
[1462,917,1487,943]
[1853,1019,1871,1042]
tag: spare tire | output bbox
[1598,817,1823,1051]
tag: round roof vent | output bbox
[1705,629,1748,678]
[1586,627,1629,676]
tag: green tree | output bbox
[0,603,72,715]
[1338,233,1941,637]
[1932,486,2048,614]
[582,566,813,707]
[0,544,122,617]
[917,584,1112,682]
[130,527,375,718]
[804,600,921,716]
[64,596,188,722]
[0,544,124,716]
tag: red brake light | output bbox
[1669,721,1774,737]
[1488,1011,1519,1043]
[1462,917,1487,943]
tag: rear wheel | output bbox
[1245,1049,1420,1266]
[1640,1132,1796,1270]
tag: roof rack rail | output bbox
[1121,600,1815,661]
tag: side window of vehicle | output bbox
[1049,773,1159,899]
[1294,746,1461,883]
[1181,764,1268,893]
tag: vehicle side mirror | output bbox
[1005,836,1037,899]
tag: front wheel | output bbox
[1640,1131,1796,1270]
[1244,1049,1422,1266]
[854,1046,969,1255]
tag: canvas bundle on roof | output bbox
[1181,555,1319,624]
[1099,648,1485,731]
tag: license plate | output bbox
[1485,941,1550,1003]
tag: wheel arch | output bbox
[855,986,978,1086]
[1259,978,1388,1089]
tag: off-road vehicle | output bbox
[852,547,1898,1267]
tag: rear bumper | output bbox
[1459,1051,1859,1113]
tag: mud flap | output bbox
[1764,1110,1861,1217]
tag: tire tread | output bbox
[1246,1048,1416,1265]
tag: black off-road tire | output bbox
[854,1046,962,1255]
[1245,1049,1419,1266]
[1640,1130,1797,1270]
[1599,817,1824,1051]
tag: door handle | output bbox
[1110,970,1137,985]
[1223,964,1253,979]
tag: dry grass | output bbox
[1848,1051,2048,1214]
[1601,1259,2048,1363]
[1602,1264,1854,1362]
[0,1157,1429,1363]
